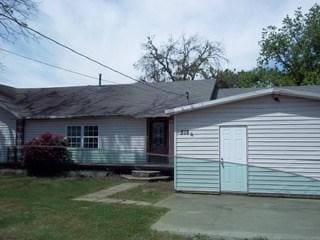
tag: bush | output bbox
[24,133,71,177]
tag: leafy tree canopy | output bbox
[215,68,292,88]
[258,3,320,86]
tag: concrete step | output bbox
[131,170,160,178]
[121,174,170,182]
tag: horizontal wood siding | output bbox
[175,95,320,195]
[0,108,16,162]
[25,117,146,163]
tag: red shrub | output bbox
[24,133,71,176]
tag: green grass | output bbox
[0,176,206,240]
[111,181,173,203]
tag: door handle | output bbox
[221,157,224,167]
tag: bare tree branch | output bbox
[0,0,38,43]
[135,35,228,82]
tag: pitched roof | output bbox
[166,86,320,115]
[0,79,216,119]
[2,79,319,119]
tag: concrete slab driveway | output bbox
[152,193,320,240]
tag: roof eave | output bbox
[24,113,170,120]
[0,103,22,119]
[165,88,320,115]
[24,114,135,120]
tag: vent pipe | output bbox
[99,73,102,86]
[185,91,190,104]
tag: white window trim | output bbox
[65,125,99,149]
[83,126,99,149]
[65,125,82,148]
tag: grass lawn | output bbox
[0,176,208,240]
[111,181,173,203]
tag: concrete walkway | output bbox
[74,182,151,206]
[152,193,320,240]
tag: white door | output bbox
[220,127,247,192]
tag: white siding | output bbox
[25,116,146,164]
[0,108,16,162]
[175,95,320,195]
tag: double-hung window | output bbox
[66,126,98,148]
[66,126,81,148]
[83,126,98,148]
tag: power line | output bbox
[0,47,178,97]
[0,47,117,84]
[1,14,185,97]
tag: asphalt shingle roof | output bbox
[0,79,216,119]
[1,79,320,119]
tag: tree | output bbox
[214,67,294,89]
[258,4,320,85]
[214,69,239,88]
[135,35,227,82]
[0,0,38,43]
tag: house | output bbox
[166,86,320,197]
[0,80,215,168]
[0,79,320,197]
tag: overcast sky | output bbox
[0,0,317,88]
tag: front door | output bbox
[220,127,247,192]
[147,118,169,162]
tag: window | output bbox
[83,126,98,148]
[152,122,165,147]
[66,126,99,148]
[67,126,81,148]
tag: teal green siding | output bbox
[249,166,320,195]
[68,149,146,164]
[175,157,220,192]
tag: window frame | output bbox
[66,125,82,148]
[83,126,99,149]
[65,125,99,149]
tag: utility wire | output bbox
[0,47,177,96]
[1,14,185,97]
[0,47,117,84]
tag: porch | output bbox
[0,146,174,172]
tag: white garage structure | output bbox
[167,88,320,197]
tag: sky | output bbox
[0,0,317,88]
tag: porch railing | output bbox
[0,145,173,167]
